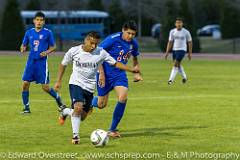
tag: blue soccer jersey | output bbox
[99,32,139,78]
[22,28,55,84]
[96,32,139,96]
[22,28,55,60]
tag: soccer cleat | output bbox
[58,105,68,125]
[21,109,31,114]
[168,80,173,85]
[108,130,121,138]
[59,114,67,125]
[59,110,68,125]
[182,78,187,84]
[72,135,80,144]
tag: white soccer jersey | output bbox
[169,28,192,51]
[61,45,117,93]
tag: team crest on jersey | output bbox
[39,35,44,39]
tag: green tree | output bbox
[87,0,104,10]
[193,0,221,28]
[0,0,25,50]
[221,1,240,39]
[159,0,178,51]
[108,0,126,33]
[179,0,200,52]
[25,0,41,10]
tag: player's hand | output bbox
[188,53,192,60]
[98,73,105,88]
[54,81,61,92]
[40,51,48,57]
[164,53,169,60]
[20,46,26,53]
[133,73,143,82]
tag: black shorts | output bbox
[172,50,186,62]
[69,84,93,113]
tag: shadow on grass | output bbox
[120,125,208,138]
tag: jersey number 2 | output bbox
[33,40,39,51]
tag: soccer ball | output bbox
[90,129,109,147]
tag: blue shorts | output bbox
[96,73,128,96]
[69,84,93,113]
[172,50,186,62]
[22,58,49,84]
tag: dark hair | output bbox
[122,20,137,31]
[86,31,100,39]
[176,17,183,22]
[34,11,45,19]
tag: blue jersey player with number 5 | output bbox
[92,20,143,137]
[20,11,64,114]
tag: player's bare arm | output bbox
[132,56,143,82]
[165,41,173,60]
[20,44,27,53]
[113,62,139,73]
[98,64,105,88]
[54,64,67,92]
[188,41,193,60]
[40,45,56,57]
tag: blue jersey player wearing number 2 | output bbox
[92,20,143,138]
[20,11,64,114]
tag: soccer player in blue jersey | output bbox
[92,20,143,138]
[20,11,64,114]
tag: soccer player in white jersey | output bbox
[54,32,139,144]
[164,17,192,84]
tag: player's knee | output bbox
[97,101,107,109]
[22,82,30,91]
[174,61,180,67]
[118,97,127,103]
[74,103,83,114]
[118,94,128,103]
[74,106,82,115]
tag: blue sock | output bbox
[91,96,98,108]
[22,91,29,110]
[109,101,126,131]
[48,88,63,107]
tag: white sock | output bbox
[178,66,187,79]
[71,114,81,136]
[63,108,73,116]
[169,67,178,81]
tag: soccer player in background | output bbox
[20,11,64,114]
[54,32,139,144]
[164,17,192,84]
[91,20,143,138]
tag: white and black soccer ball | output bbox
[90,129,109,147]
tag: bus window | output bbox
[61,18,65,24]
[77,18,81,24]
[72,18,77,24]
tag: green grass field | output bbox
[0,55,240,160]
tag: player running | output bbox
[164,17,192,84]
[54,32,139,144]
[91,20,143,138]
[20,11,64,114]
